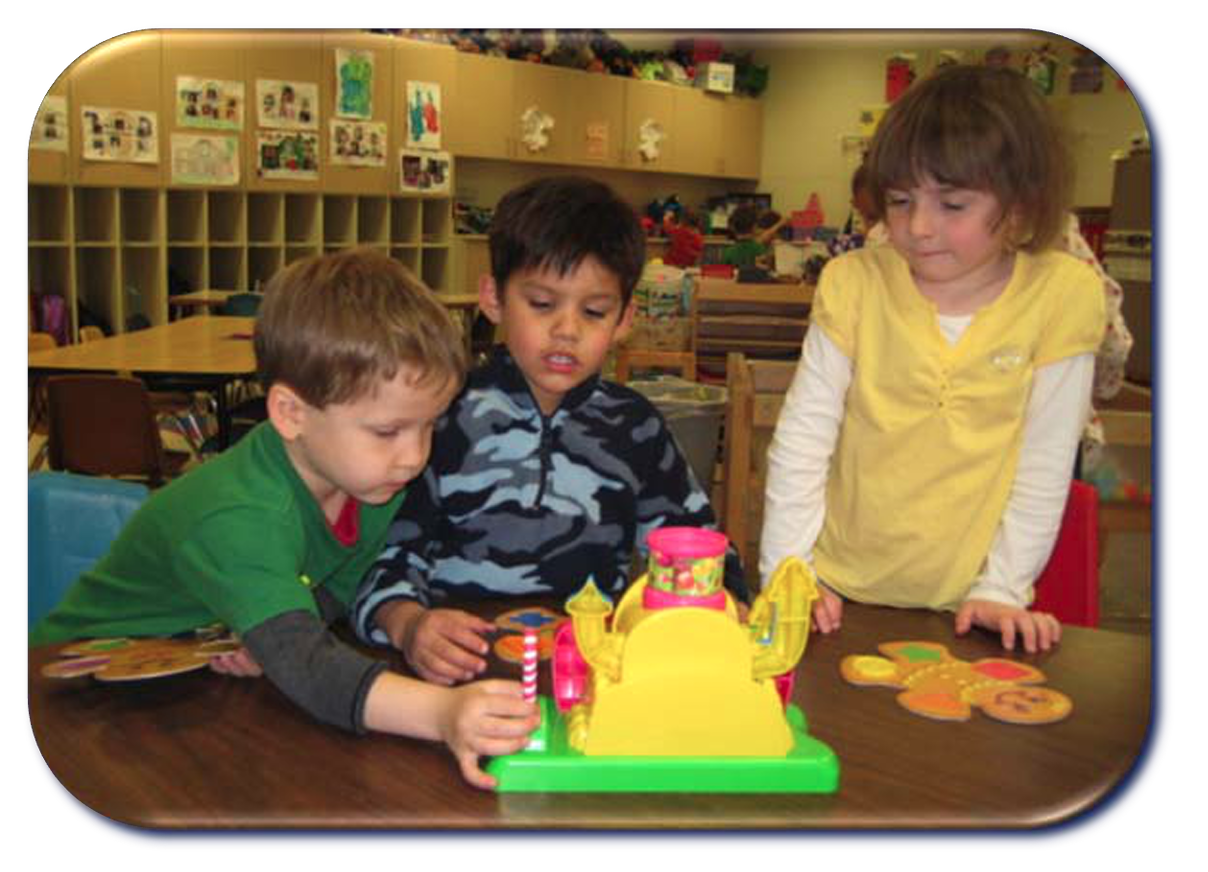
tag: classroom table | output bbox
[168,289,238,316]
[27,316,256,450]
[27,601,1151,830]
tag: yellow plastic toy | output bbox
[487,527,839,793]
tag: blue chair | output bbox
[28,472,148,628]
[219,292,262,317]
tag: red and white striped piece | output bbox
[521,629,539,701]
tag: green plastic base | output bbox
[487,697,840,793]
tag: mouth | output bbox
[543,352,578,373]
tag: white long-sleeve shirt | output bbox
[759,319,1094,608]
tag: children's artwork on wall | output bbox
[176,77,244,130]
[400,148,451,193]
[330,120,386,167]
[257,130,319,180]
[885,53,916,102]
[936,50,964,68]
[335,48,374,119]
[857,105,886,138]
[256,79,318,130]
[81,107,158,163]
[984,45,1012,67]
[405,81,442,149]
[585,121,609,162]
[171,134,240,185]
[520,105,555,153]
[637,118,665,162]
[30,95,68,151]
[1024,44,1058,96]
[1069,50,1106,95]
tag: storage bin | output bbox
[629,376,728,490]
[631,262,693,351]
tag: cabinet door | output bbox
[623,79,677,172]
[511,62,575,164]
[564,72,626,167]
[673,88,725,177]
[446,53,513,159]
[720,96,762,180]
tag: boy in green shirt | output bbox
[30,249,539,789]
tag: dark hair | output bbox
[866,64,1071,251]
[488,176,646,305]
[728,204,759,236]
[756,209,782,230]
[255,247,468,408]
[851,162,869,197]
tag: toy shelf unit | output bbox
[29,183,454,340]
[488,529,839,794]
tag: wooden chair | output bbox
[1095,405,1152,566]
[78,325,105,343]
[46,375,192,487]
[28,332,59,471]
[722,352,798,585]
[613,347,697,384]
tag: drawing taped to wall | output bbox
[330,120,386,167]
[176,77,244,130]
[335,48,374,119]
[405,81,441,149]
[81,107,158,163]
[171,134,239,185]
[256,79,318,130]
[31,95,68,151]
[400,148,450,193]
[258,130,319,180]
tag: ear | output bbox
[613,298,637,343]
[265,383,309,442]
[477,273,503,325]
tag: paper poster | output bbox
[520,106,554,153]
[330,120,386,167]
[1069,50,1106,95]
[171,134,239,185]
[176,77,244,129]
[405,81,441,149]
[857,105,887,138]
[585,122,609,162]
[256,80,318,130]
[81,107,158,163]
[885,54,916,102]
[400,149,450,193]
[335,48,374,119]
[30,95,68,151]
[257,130,319,180]
[1025,45,1058,96]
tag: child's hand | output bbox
[208,646,263,677]
[954,599,1062,653]
[439,679,541,790]
[812,582,844,634]
[403,608,495,686]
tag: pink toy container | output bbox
[644,527,729,604]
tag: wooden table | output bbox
[27,602,1150,830]
[169,289,238,316]
[27,317,256,450]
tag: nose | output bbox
[394,429,431,471]
[551,308,583,341]
[908,202,934,238]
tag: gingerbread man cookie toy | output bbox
[42,633,242,682]
[840,640,1072,725]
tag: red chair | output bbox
[700,264,735,279]
[1031,480,1100,627]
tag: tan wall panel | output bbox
[322,31,393,195]
[29,69,72,184]
[70,31,164,187]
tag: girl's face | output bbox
[478,256,634,416]
[883,176,1015,300]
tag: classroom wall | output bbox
[752,32,1148,222]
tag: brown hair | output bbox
[866,64,1072,251]
[254,248,468,408]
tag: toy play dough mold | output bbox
[840,640,1072,724]
[42,632,241,681]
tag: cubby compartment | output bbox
[167,189,206,243]
[29,185,71,243]
[249,246,285,288]
[286,193,320,245]
[75,246,120,333]
[74,187,118,243]
[391,198,421,245]
[248,192,284,244]
[357,196,389,246]
[168,245,206,296]
[390,246,421,277]
[121,246,164,326]
[120,188,161,243]
[421,198,451,244]
[208,190,245,243]
[323,195,356,246]
[28,246,72,299]
[420,246,450,293]
[285,244,320,265]
[208,245,245,289]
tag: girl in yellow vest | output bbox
[761,65,1106,654]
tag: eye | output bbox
[583,306,611,320]
[940,200,968,212]
[372,427,400,439]
[884,192,910,208]
[525,296,552,312]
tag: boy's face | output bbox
[275,365,459,518]
[479,256,634,415]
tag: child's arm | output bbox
[362,670,539,790]
[374,599,494,686]
[754,214,789,246]
[957,353,1096,652]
